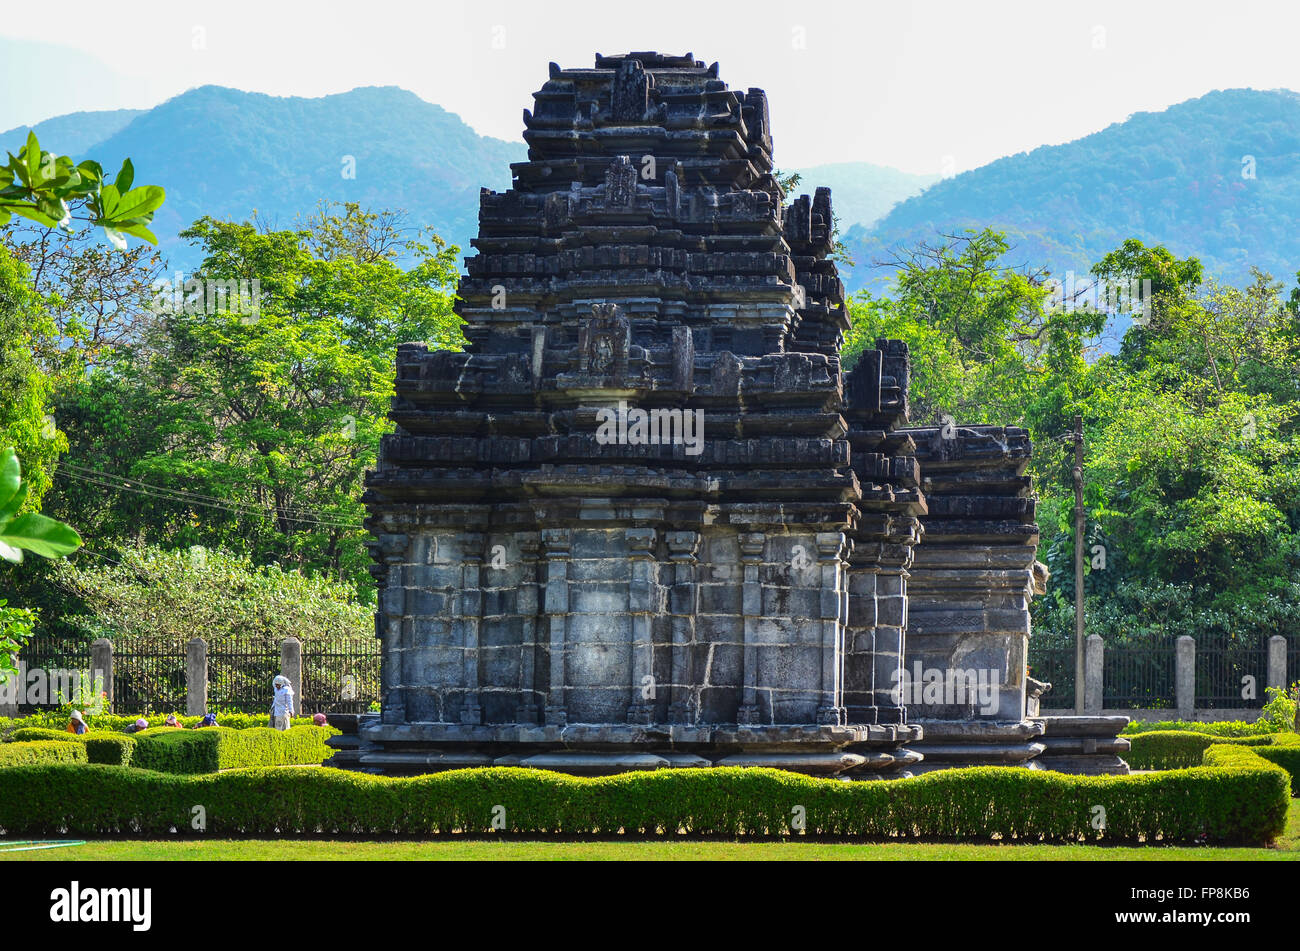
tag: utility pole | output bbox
[1072,415,1085,715]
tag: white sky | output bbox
[6,0,1300,173]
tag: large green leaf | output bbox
[114,158,134,193]
[0,449,19,513]
[113,222,159,244]
[0,513,82,560]
[103,184,164,224]
[0,482,29,526]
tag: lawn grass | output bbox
[2,800,1296,861]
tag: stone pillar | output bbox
[375,532,407,724]
[1084,633,1104,713]
[667,531,700,724]
[737,532,764,724]
[1267,635,1287,692]
[815,532,848,726]
[91,637,114,714]
[458,533,485,725]
[1175,635,1195,720]
[541,528,571,726]
[515,533,541,723]
[186,637,208,715]
[281,637,302,717]
[843,553,879,723]
[626,528,658,724]
[872,556,909,725]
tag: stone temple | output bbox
[337,52,1128,777]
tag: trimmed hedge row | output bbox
[0,741,88,768]
[1243,738,1300,795]
[0,761,1287,844]
[8,727,84,744]
[1126,731,1278,770]
[128,726,336,774]
[1121,719,1274,737]
[85,735,136,766]
[0,713,318,736]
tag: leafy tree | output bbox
[54,545,367,646]
[1,221,165,372]
[0,244,64,505]
[47,205,460,596]
[846,228,1104,439]
[0,446,82,675]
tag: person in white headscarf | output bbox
[270,675,296,730]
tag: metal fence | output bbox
[11,636,93,714]
[10,636,380,715]
[303,637,382,714]
[209,637,282,714]
[1195,643,1271,709]
[1102,647,1176,709]
[112,638,187,714]
[1027,647,1075,709]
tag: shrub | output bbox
[1126,731,1276,770]
[131,726,336,774]
[7,727,83,743]
[1244,734,1300,795]
[85,734,135,767]
[0,741,87,768]
[1121,719,1274,737]
[1260,686,1298,733]
[0,713,317,736]
[0,762,1286,844]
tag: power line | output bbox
[54,466,364,530]
[60,461,356,525]
[59,467,363,529]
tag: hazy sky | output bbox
[6,0,1300,173]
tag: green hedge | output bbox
[1126,731,1278,770]
[0,762,1286,844]
[85,735,136,767]
[1121,719,1276,737]
[0,741,88,768]
[1239,735,1300,795]
[7,727,84,744]
[130,726,336,774]
[0,713,318,736]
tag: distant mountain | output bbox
[1,108,145,159]
[15,85,1300,297]
[15,85,527,269]
[788,161,939,231]
[840,88,1300,292]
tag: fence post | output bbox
[281,637,302,717]
[91,638,114,714]
[1084,634,1104,713]
[1175,635,1195,720]
[186,637,208,716]
[1267,635,1287,693]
